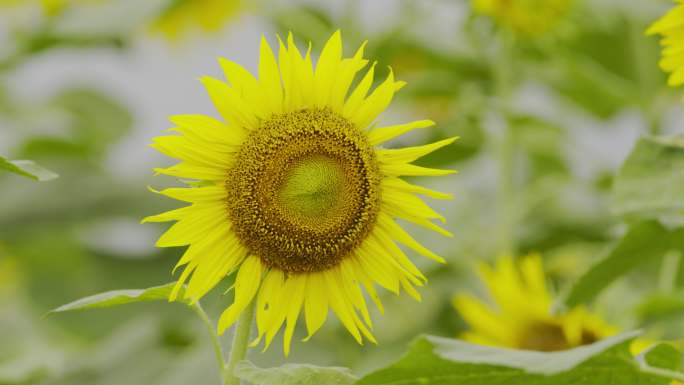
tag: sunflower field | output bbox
[1,0,684,384]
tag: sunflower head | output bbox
[471,0,573,37]
[145,31,456,355]
[453,254,617,351]
[647,1,684,92]
[150,0,243,42]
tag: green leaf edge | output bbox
[47,282,184,315]
[0,156,58,181]
[235,360,358,385]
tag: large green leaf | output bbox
[235,361,357,385]
[356,332,683,385]
[48,282,183,314]
[563,221,672,307]
[612,135,684,219]
[0,156,58,181]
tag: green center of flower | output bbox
[278,156,345,219]
[226,108,381,274]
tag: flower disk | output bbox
[145,31,457,356]
[227,108,381,273]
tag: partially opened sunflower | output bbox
[453,255,617,351]
[145,31,456,355]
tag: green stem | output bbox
[658,250,681,293]
[224,300,256,385]
[497,126,516,256]
[493,32,516,256]
[628,16,660,135]
[191,303,228,383]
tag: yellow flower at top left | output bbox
[150,0,243,42]
[648,1,684,93]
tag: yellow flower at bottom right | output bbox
[454,255,682,384]
[453,254,616,351]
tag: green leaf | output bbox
[563,221,671,308]
[356,332,684,385]
[235,361,357,385]
[48,282,183,314]
[612,135,684,219]
[636,294,684,323]
[643,343,682,373]
[0,156,58,181]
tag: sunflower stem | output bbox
[493,31,517,256]
[224,299,256,385]
[190,303,228,383]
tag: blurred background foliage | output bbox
[0,0,683,384]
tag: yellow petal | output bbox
[351,68,405,129]
[154,162,228,181]
[381,163,457,177]
[259,36,284,114]
[218,256,264,333]
[377,137,459,164]
[170,114,245,146]
[382,177,453,200]
[282,276,306,356]
[342,62,376,118]
[156,206,227,247]
[151,185,225,203]
[368,119,435,146]
[304,273,329,340]
[377,213,446,263]
[329,41,368,111]
[200,76,259,129]
[313,30,342,106]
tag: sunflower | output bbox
[145,31,456,355]
[648,1,684,92]
[453,255,617,351]
[471,0,573,37]
[150,0,243,42]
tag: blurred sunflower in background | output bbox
[453,255,617,351]
[648,1,684,93]
[471,0,573,37]
[150,0,244,41]
[146,31,456,356]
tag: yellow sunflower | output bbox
[471,0,573,37]
[150,0,243,42]
[145,31,456,356]
[453,255,617,351]
[648,1,684,91]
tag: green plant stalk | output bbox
[497,125,516,256]
[191,303,228,383]
[224,300,257,385]
[493,31,517,256]
[628,16,660,136]
[658,250,681,293]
